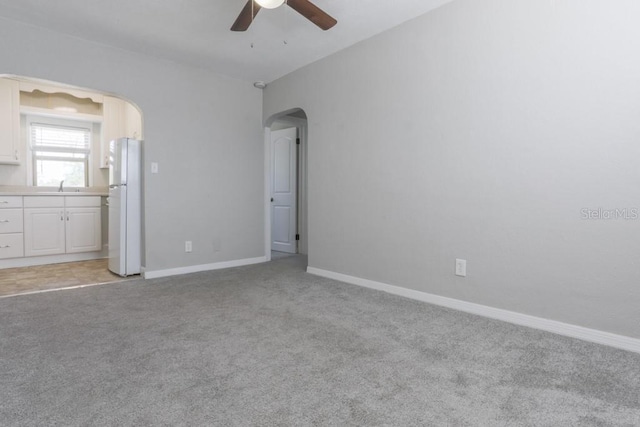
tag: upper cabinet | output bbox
[124,101,142,141]
[100,96,143,169]
[101,96,125,169]
[0,78,20,165]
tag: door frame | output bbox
[270,126,298,254]
[264,111,308,261]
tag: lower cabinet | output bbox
[66,207,102,253]
[0,196,24,259]
[23,196,101,257]
[0,233,24,259]
[23,207,65,257]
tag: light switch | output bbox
[151,162,158,174]
[455,259,467,277]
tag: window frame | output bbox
[26,115,96,189]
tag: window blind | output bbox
[31,123,91,153]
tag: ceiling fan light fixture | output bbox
[231,0,337,32]
[255,0,285,9]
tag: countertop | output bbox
[0,187,108,197]
[0,192,108,196]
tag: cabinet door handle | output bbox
[0,201,8,204]
[60,211,64,221]
[14,149,19,160]
[0,219,9,223]
[0,245,10,249]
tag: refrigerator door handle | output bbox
[109,184,119,189]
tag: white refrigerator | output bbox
[108,138,142,276]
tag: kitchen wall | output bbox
[0,16,264,273]
[14,89,109,188]
[7,115,108,189]
[263,0,640,338]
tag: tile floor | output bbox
[0,258,130,297]
[1,255,296,298]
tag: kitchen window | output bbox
[29,119,92,187]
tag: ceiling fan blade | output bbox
[286,0,337,31]
[231,0,262,32]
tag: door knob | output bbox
[270,198,274,202]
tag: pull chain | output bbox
[282,0,289,46]
[251,1,255,48]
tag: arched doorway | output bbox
[0,74,145,290]
[264,108,308,262]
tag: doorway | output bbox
[270,127,297,254]
[265,109,308,261]
[0,74,145,286]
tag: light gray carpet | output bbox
[1,255,639,426]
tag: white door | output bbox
[66,207,102,253]
[271,127,297,253]
[24,208,66,256]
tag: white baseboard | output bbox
[144,256,267,279]
[307,266,640,354]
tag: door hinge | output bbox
[296,138,300,145]
[295,234,300,241]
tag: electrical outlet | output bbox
[185,241,192,253]
[212,237,221,253]
[455,259,467,277]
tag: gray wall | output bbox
[0,17,264,272]
[264,0,640,338]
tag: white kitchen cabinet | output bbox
[101,96,125,169]
[23,196,101,257]
[66,207,101,253]
[0,78,20,165]
[0,234,24,259]
[65,196,102,253]
[24,207,66,257]
[0,209,24,233]
[124,101,143,140]
[0,196,24,259]
[100,96,143,169]
[23,197,66,257]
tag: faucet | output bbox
[58,180,64,192]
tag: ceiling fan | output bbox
[231,0,337,32]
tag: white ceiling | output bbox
[0,0,454,84]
